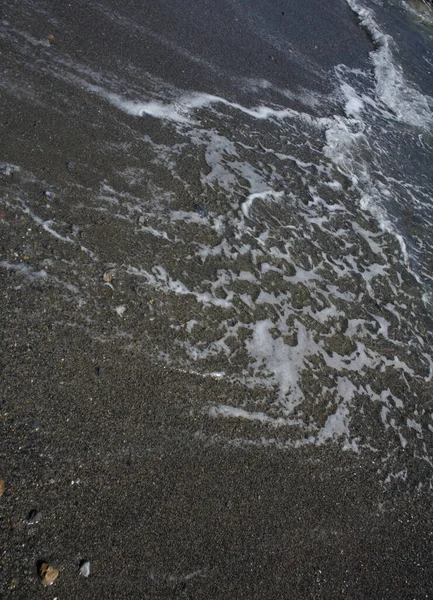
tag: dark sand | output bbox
[2,270,433,598]
[1,2,433,598]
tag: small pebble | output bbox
[79,560,91,578]
[9,578,18,590]
[44,191,55,200]
[103,270,114,283]
[39,563,58,586]
[26,509,42,525]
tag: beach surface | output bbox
[2,295,433,598]
[2,0,433,597]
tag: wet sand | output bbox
[1,2,433,598]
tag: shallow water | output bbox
[1,0,433,487]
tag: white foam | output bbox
[0,161,21,176]
[115,305,126,317]
[22,207,73,243]
[406,418,423,434]
[209,405,291,426]
[88,82,333,130]
[0,261,48,281]
[241,190,284,219]
[323,116,416,271]
[316,378,359,451]
[341,82,365,118]
[127,265,233,308]
[207,375,360,452]
[18,206,98,261]
[345,0,433,128]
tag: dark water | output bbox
[1,0,433,486]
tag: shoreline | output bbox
[2,0,433,596]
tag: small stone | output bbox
[44,191,55,200]
[103,270,114,283]
[39,563,58,586]
[9,578,18,590]
[26,509,42,525]
[79,560,91,577]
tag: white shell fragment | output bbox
[79,560,91,578]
